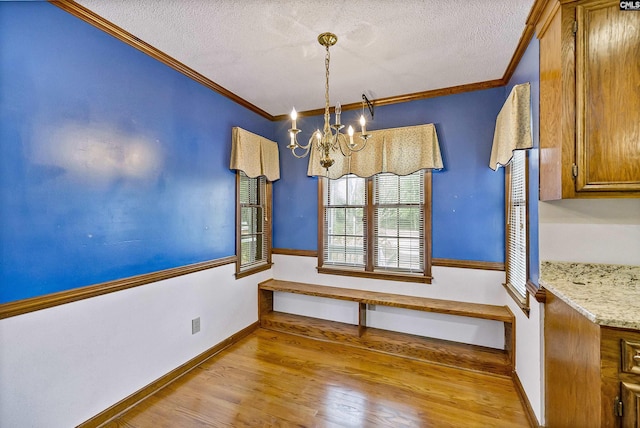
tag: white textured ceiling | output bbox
[75,0,535,117]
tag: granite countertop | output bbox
[540,261,640,330]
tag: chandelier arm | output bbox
[290,143,312,159]
[335,133,351,158]
[288,130,311,149]
[295,136,313,151]
[347,141,368,152]
[335,129,368,154]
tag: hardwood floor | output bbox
[103,329,530,427]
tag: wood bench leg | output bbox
[359,302,367,337]
[505,320,515,370]
[259,288,274,326]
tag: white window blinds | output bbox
[322,170,425,274]
[506,150,527,299]
[239,172,267,270]
[373,171,424,272]
[323,174,366,267]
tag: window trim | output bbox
[503,150,530,316]
[317,171,433,284]
[235,172,273,279]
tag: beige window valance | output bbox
[230,127,280,181]
[307,123,444,179]
[489,83,532,170]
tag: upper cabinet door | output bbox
[575,1,640,193]
[538,0,640,200]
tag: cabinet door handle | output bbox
[634,354,640,362]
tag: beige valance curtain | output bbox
[489,83,532,170]
[230,127,280,181]
[307,123,444,179]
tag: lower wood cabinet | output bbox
[545,290,640,427]
[621,382,640,428]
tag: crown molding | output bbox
[50,0,549,120]
[49,0,275,120]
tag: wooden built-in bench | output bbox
[259,279,515,376]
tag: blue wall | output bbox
[273,88,506,263]
[506,36,541,285]
[1,2,541,304]
[0,3,273,303]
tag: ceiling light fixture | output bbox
[288,32,371,171]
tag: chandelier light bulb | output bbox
[291,108,297,129]
[360,114,367,135]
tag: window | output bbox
[374,172,425,272]
[319,170,432,283]
[236,171,272,277]
[324,174,366,267]
[504,150,529,309]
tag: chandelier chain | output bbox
[324,44,331,131]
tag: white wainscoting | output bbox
[0,255,548,426]
[509,295,544,424]
[0,263,271,428]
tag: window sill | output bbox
[235,262,273,279]
[502,282,530,317]
[317,266,432,284]
[526,280,546,303]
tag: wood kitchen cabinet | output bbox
[537,0,640,200]
[545,290,640,427]
[621,381,640,427]
[619,337,640,427]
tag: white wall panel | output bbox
[1,254,555,427]
[0,263,271,428]
[507,298,544,424]
[366,305,504,349]
[539,199,640,264]
[272,254,508,348]
[273,255,507,304]
[274,292,358,325]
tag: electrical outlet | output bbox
[192,317,200,334]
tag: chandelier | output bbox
[287,32,371,171]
